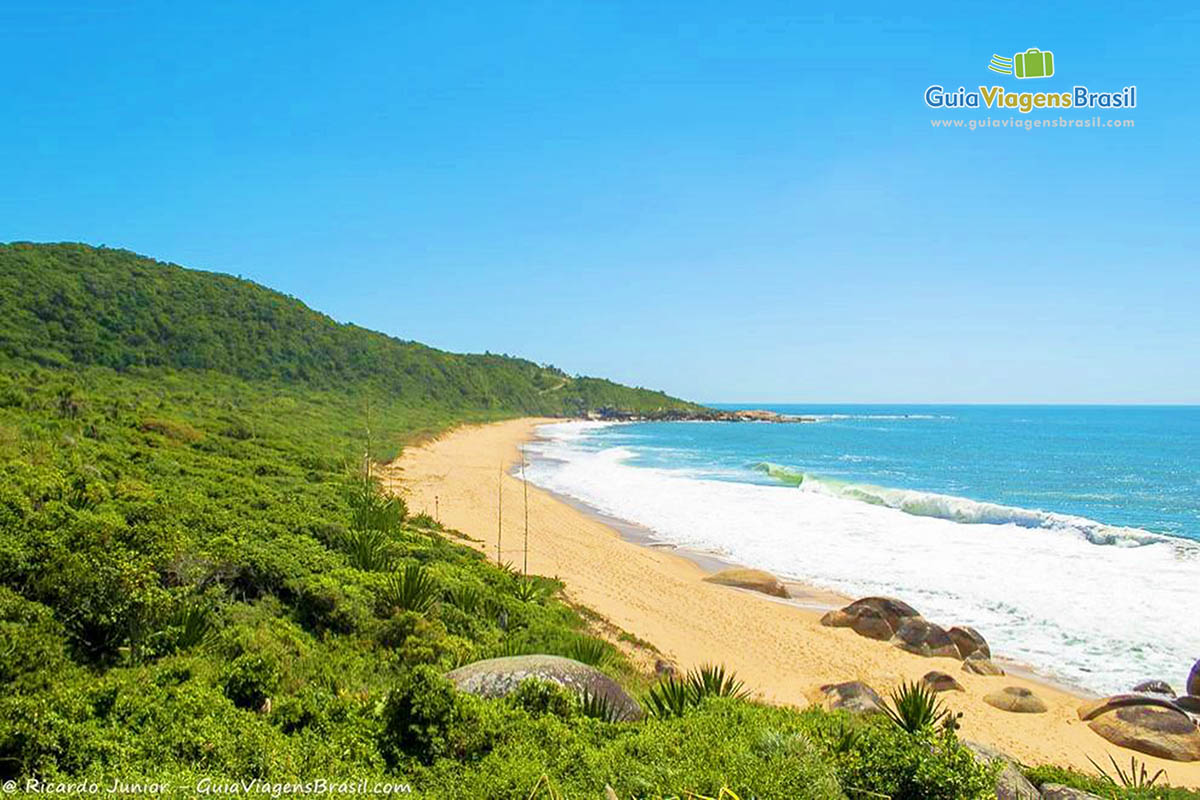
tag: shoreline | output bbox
[520,446,1097,697]
[385,417,1200,786]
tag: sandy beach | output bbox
[384,417,1200,786]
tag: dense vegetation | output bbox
[0,243,1188,798]
[0,243,700,419]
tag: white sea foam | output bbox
[525,422,1200,695]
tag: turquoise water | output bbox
[525,406,1200,694]
[629,405,1200,543]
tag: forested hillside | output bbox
[0,242,698,418]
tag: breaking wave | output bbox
[752,462,1176,548]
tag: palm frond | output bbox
[880,680,949,734]
[687,663,748,700]
[381,564,439,614]
[1088,753,1166,788]
[644,675,694,719]
[578,689,620,722]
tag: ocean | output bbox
[522,405,1200,696]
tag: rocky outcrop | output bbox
[1079,694,1200,761]
[949,626,990,660]
[445,655,642,721]
[1190,659,1200,697]
[1176,695,1200,715]
[586,407,811,423]
[890,618,960,658]
[984,686,1048,714]
[963,653,1006,676]
[818,681,884,715]
[923,670,965,693]
[1039,785,1103,800]
[703,568,789,598]
[1132,679,1175,697]
[963,741,1039,800]
[820,597,922,641]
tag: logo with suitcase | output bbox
[989,48,1055,79]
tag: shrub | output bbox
[447,583,485,615]
[345,473,407,535]
[688,663,748,701]
[809,714,995,800]
[339,527,393,571]
[0,587,70,688]
[578,690,621,723]
[381,564,439,615]
[221,653,279,711]
[881,680,949,733]
[292,573,370,634]
[644,664,748,718]
[508,678,576,719]
[379,665,458,765]
[562,635,611,667]
[645,674,693,719]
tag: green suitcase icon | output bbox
[1014,48,1054,79]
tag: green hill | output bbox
[0,242,699,418]
[0,242,1027,798]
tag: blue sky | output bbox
[3,2,1197,403]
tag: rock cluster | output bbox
[819,599,1200,763]
[820,596,993,664]
[820,596,922,642]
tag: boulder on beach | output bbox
[703,568,789,598]
[962,653,1006,676]
[818,681,884,715]
[820,596,921,641]
[1176,695,1200,715]
[1077,693,1190,721]
[948,625,990,660]
[1039,785,1104,800]
[1085,701,1200,762]
[984,686,1047,714]
[445,655,642,721]
[1132,679,1176,697]
[890,618,960,658]
[923,670,965,693]
[1190,659,1200,697]
[963,741,1040,800]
